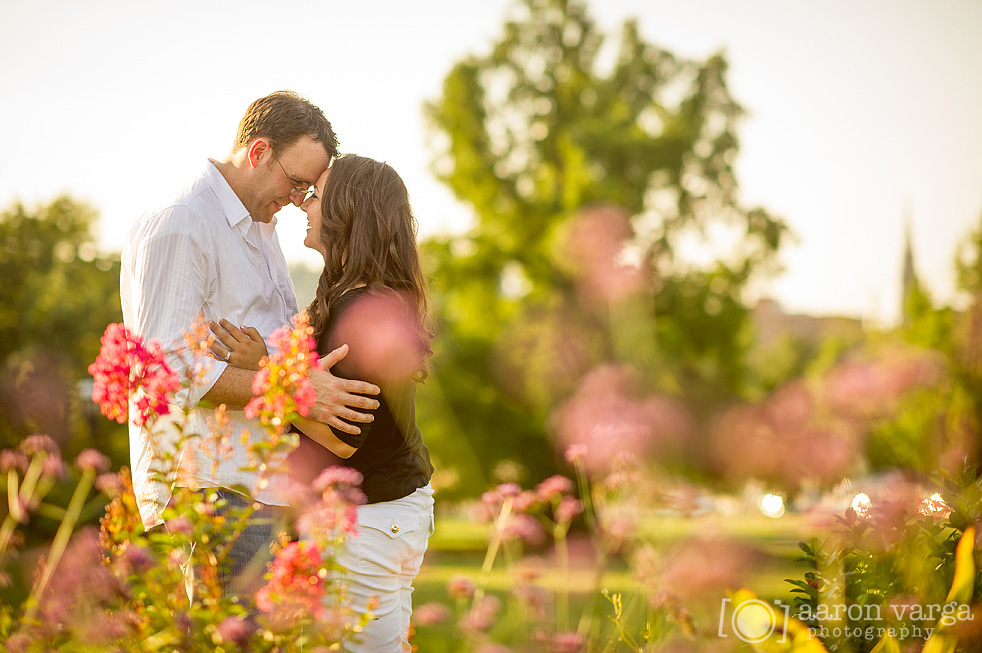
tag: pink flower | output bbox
[255,540,326,622]
[214,616,255,647]
[555,496,583,524]
[500,513,546,545]
[551,631,586,652]
[558,206,648,306]
[164,516,192,537]
[19,433,59,457]
[245,313,322,432]
[475,644,514,653]
[512,490,540,513]
[536,475,574,503]
[0,450,29,473]
[564,445,587,464]
[447,575,476,600]
[87,323,180,426]
[312,466,365,494]
[115,543,154,576]
[75,449,110,474]
[94,472,123,495]
[313,466,367,513]
[459,595,501,633]
[413,602,451,626]
[3,633,31,653]
[551,366,689,475]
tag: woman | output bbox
[214,154,435,652]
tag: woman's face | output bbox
[301,166,331,258]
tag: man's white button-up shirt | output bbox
[121,161,299,528]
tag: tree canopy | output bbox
[0,197,123,457]
[419,0,788,494]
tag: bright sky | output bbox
[2,0,980,327]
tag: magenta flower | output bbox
[87,323,180,426]
[255,540,326,621]
[245,313,322,432]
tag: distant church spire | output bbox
[901,206,920,326]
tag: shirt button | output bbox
[390,523,400,533]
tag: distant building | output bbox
[751,298,864,349]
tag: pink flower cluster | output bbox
[87,323,180,426]
[298,467,367,540]
[474,476,583,545]
[558,206,648,307]
[254,540,326,620]
[551,365,690,476]
[823,347,944,420]
[245,313,322,432]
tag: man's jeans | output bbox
[182,489,287,602]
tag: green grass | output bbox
[410,512,815,651]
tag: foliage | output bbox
[0,318,372,650]
[955,211,982,297]
[0,196,123,460]
[410,451,695,652]
[773,466,982,653]
[420,0,789,494]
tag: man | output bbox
[120,90,379,595]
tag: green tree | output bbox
[0,196,124,460]
[420,0,788,494]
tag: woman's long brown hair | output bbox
[307,154,433,379]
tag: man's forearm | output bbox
[199,366,257,410]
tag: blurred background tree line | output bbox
[2,0,981,503]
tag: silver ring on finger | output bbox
[223,349,231,362]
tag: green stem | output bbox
[17,455,45,510]
[474,497,512,606]
[555,522,570,632]
[0,514,17,561]
[22,469,96,624]
[1,456,50,564]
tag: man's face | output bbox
[247,136,331,224]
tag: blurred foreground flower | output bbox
[245,312,322,432]
[87,322,180,426]
[556,205,648,307]
[551,365,689,475]
[255,540,327,622]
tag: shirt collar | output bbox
[204,160,254,235]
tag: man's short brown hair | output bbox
[233,90,339,159]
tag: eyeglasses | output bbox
[269,147,317,202]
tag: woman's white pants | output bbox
[339,484,435,653]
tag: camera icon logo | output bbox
[719,596,788,644]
